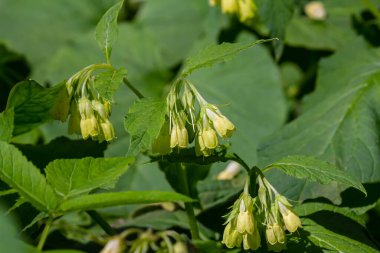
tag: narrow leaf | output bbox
[93,67,128,101]
[263,156,366,195]
[0,108,14,142]
[45,157,134,198]
[181,39,277,77]
[59,191,194,212]
[95,0,123,62]
[124,98,167,155]
[302,218,379,253]
[6,80,64,135]
[0,141,60,211]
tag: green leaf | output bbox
[95,0,123,62]
[0,108,14,142]
[59,191,194,212]
[93,67,128,101]
[45,157,134,199]
[0,204,26,253]
[0,141,59,211]
[258,38,380,201]
[294,203,367,226]
[264,156,366,195]
[181,39,276,77]
[256,0,294,58]
[6,80,64,135]
[190,33,287,164]
[302,218,379,253]
[124,98,167,155]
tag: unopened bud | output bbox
[170,124,188,148]
[206,109,235,138]
[78,97,93,118]
[200,128,218,149]
[243,228,261,250]
[221,0,238,14]
[80,117,99,139]
[238,0,256,22]
[266,225,277,245]
[305,1,326,20]
[173,242,188,253]
[222,222,242,248]
[101,120,115,142]
[236,201,254,234]
[92,100,108,119]
[100,236,125,253]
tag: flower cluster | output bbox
[209,0,257,22]
[222,176,302,252]
[222,192,261,250]
[152,80,235,156]
[65,64,116,142]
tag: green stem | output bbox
[123,77,144,99]
[87,210,116,236]
[178,164,200,240]
[37,217,53,251]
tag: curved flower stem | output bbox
[87,210,116,236]
[123,77,145,99]
[37,217,54,251]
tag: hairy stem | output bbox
[87,210,116,236]
[37,217,53,250]
[123,77,144,99]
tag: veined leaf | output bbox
[124,98,167,155]
[45,157,134,199]
[95,0,123,62]
[263,156,366,195]
[6,80,64,135]
[181,39,276,77]
[294,203,367,226]
[0,108,14,142]
[0,141,59,211]
[302,218,379,253]
[258,38,380,202]
[93,67,128,101]
[59,191,194,212]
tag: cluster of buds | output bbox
[100,228,188,253]
[152,80,235,156]
[65,64,116,142]
[222,175,302,252]
[222,192,261,250]
[209,0,257,22]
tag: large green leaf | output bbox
[136,0,209,67]
[258,38,380,201]
[0,141,59,211]
[295,203,368,226]
[190,33,287,164]
[93,67,128,101]
[6,80,64,135]
[263,156,366,195]
[181,39,276,77]
[0,0,111,80]
[124,98,167,155]
[0,108,13,142]
[95,0,123,62]
[256,0,294,57]
[59,191,194,212]
[302,218,379,253]
[45,157,134,199]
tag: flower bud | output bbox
[304,1,326,21]
[221,0,238,14]
[100,236,125,253]
[92,100,108,119]
[243,228,261,250]
[236,211,254,234]
[173,242,188,253]
[78,97,93,118]
[222,223,242,248]
[101,120,115,142]
[181,86,194,110]
[50,87,71,122]
[266,225,277,245]
[206,109,235,138]
[200,128,218,149]
[238,0,256,22]
[273,224,285,244]
[170,124,188,148]
[278,199,301,233]
[80,117,99,139]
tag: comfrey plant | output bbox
[0,0,373,252]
